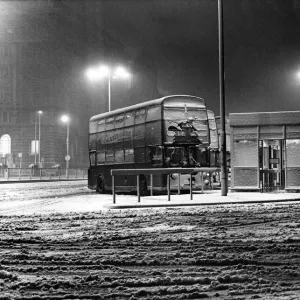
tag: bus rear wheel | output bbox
[96,175,105,194]
[139,175,149,196]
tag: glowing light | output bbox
[61,115,70,123]
[86,65,131,81]
[114,66,131,79]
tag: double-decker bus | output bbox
[88,95,211,194]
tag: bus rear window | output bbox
[164,107,185,120]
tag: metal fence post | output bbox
[137,174,140,203]
[112,175,116,204]
[190,173,193,200]
[150,174,153,196]
[19,168,21,181]
[167,174,171,201]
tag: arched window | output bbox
[0,134,11,155]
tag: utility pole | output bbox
[218,0,228,196]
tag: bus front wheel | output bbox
[96,175,105,194]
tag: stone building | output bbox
[0,0,161,168]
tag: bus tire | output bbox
[139,175,149,196]
[96,174,105,194]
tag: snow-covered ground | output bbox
[0,180,300,299]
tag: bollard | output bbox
[137,174,140,203]
[150,174,153,196]
[167,174,170,201]
[112,175,116,204]
[190,173,193,200]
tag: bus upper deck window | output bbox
[97,120,105,132]
[135,109,146,124]
[106,117,115,130]
[147,106,161,122]
[115,115,125,128]
[125,112,134,127]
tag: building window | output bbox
[0,134,11,155]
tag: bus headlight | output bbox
[171,173,179,180]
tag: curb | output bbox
[0,179,87,184]
[105,197,300,209]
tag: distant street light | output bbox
[85,64,131,112]
[61,115,70,178]
[34,110,43,166]
[38,110,42,167]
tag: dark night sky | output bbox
[94,0,300,115]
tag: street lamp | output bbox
[61,115,70,178]
[38,110,42,167]
[218,0,228,196]
[85,64,131,112]
[34,110,43,166]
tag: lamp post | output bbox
[34,113,37,165]
[38,110,42,167]
[61,115,70,178]
[34,110,42,166]
[218,0,227,196]
[86,65,131,112]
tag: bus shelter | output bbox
[229,111,300,192]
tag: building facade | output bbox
[230,111,300,192]
[0,0,161,169]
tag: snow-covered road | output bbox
[0,181,300,299]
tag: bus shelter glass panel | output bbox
[286,139,300,167]
[259,140,285,191]
[234,140,258,166]
[286,139,300,189]
[233,140,259,188]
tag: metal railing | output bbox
[111,167,220,204]
[0,168,87,181]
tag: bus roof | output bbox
[90,95,205,122]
